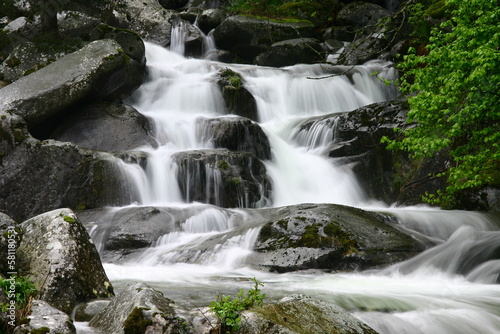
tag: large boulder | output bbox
[78,206,180,262]
[254,38,324,67]
[197,9,227,35]
[17,208,114,314]
[0,39,141,132]
[213,15,315,63]
[197,116,271,160]
[13,300,76,334]
[0,39,80,83]
[0,110,130,222]
[336,2,392,31]
[173,149,271,208]
[216,68,259,121]
[248,203,427,273]
[239,294,377,334]
[112,0,180,46]
[89,282,191,334]
[50,102,156,151]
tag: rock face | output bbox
[112,0,179,45]
[198,116,271,160]
[197,9,227,34]
[240,294,377,334]
[248,203,426,272]
[0,110,129,221]
[50,102,156,151]
[255,38,324,67]
[173,149,271,208]
[213,15,315,63]
[336,2,392,30]
[0,39,140,132]
[216,68,259,121]
[17,208,114,314]
[13,300,76,334]
[89,282,191,334]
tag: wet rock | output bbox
[0,39,139,131]
[213,15,315,63]
[13,300,76,334]
[89,282,191,334]
[78,206,180,262]
[50,102,156,151]
[74,300,111,322]
[239,294,377,334]
[216,68,258,121]
[338,28,392,65]
[182,20,205,58]
[336,2,392,32]
[173,149,271,208]
[255,38,324,67]
[198,116,271,160]
[17,208,114,314]
[197,9,227,35]
[248,203,427,272]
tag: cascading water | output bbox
[82,27,500,334]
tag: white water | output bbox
[83,34,500,333]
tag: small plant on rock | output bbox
[209,277,265,333]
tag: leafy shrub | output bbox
[209,278,265,333]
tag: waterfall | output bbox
[84,39,500,334]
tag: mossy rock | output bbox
[249,203,427,272]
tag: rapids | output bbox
[81,32,500,334]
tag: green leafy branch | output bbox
[209,277,266,333]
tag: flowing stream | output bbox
[80,29,500,333]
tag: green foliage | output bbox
[28,327,50,334]
[0,276,38,311]
[209,278,265,333]
[386,0,500,207]
[224,0,338,22]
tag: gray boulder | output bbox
[336,2,392,32]
[216,68,258,121]
[248,203,427,272]
[197,9,227,34]
[50,102,156,151]
[213,15,315,63]
[13,300,76,334]
[181,20,205,58]
[198,116,271,160]
[239,294,377,334]
[89,282,191,334]
[74,300,111,322]
[254,38,324,67]
[0,39,140,131]
[112,0,180,46]
[0,40,81,83]
[17,208,114,314]
[78,206,179,262]
[0,110,130,221]
[173,149,271,208]
[338,28,392,65]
